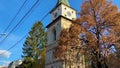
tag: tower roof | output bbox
[58,0,70,6]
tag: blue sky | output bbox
[0,0,119,66]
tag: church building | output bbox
[45,0,85,68]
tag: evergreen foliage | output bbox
[22,21,47,68]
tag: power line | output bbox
[0,34,27,56]
[0,0,57,55]
[0,0,39,44]
[41,1,57,22]
[3,0,28,33]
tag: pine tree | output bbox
[22,21,47,68]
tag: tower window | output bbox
[53,28,56,41]
[54,12,58,18]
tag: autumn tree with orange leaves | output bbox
[54,0,120,68]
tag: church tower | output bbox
[45,0,85,68]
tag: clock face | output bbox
[67,11,71,17]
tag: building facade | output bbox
[45,0,85,68]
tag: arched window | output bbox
[53,27,56,41]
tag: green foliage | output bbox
[22,21,47,68]
[32,48,46,68]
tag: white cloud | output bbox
[0,50,11,58]
[0,61,11,66]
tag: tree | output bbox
[22,21,47,68]
[54,24,84,68]
[32,47,46,68]
[55,0,120,68]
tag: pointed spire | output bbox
[58,0,70,6]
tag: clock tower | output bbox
[45,0,85,68]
